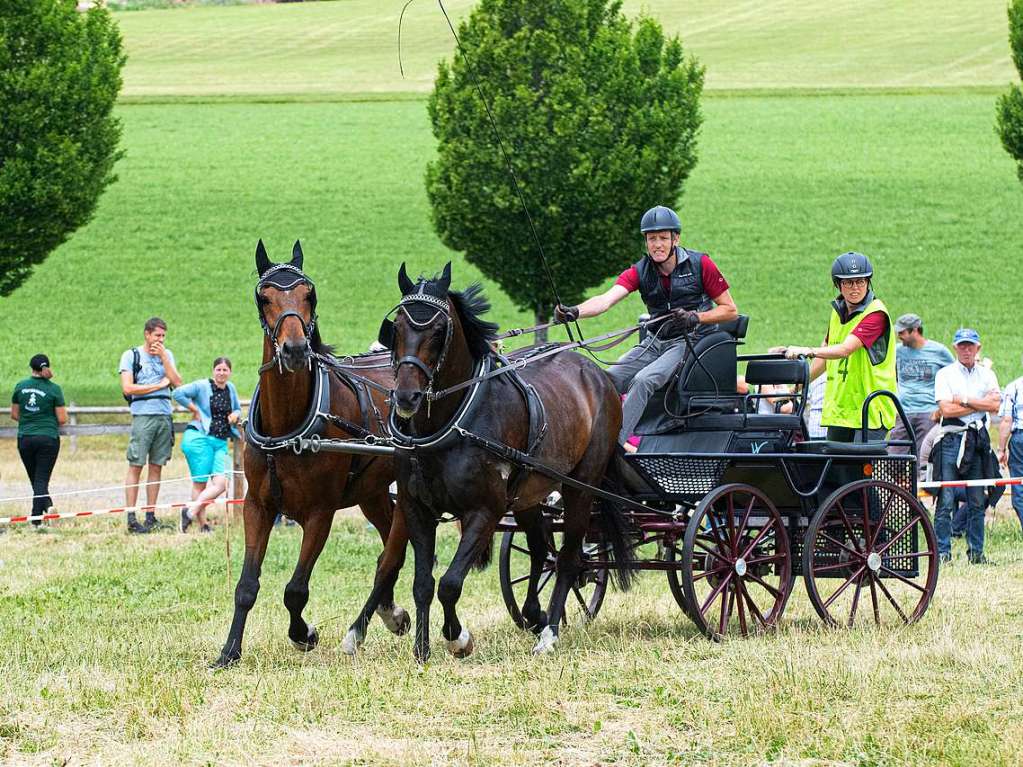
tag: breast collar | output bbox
[388,355,490,451]
[245,358,335,452]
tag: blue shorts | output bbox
[180,428,229,482]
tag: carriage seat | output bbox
[668,314,750,415]
[794,440,889,456]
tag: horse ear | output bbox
[291,240,304,270]
[255,239,273,276]
[398,262,415,295]
[439,261,452,292]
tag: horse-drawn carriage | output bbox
[495,314,939,640]
[218,249,938,668]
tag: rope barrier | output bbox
[0,470,246,505]
[919,476,1023,490]
[0,498,244,526]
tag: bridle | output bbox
[255,263,319,374]
[390,283,453,405]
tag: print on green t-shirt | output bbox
[11,377,65,439]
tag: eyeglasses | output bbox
[840,277,868,287]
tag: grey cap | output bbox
[894,313,922,332]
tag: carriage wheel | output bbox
[498,527,609,629]
[681,483,793,641]
[663,534,694,620]
[803,479,938,628]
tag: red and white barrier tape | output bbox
[1,498,244,526]
[919,476,1023,490]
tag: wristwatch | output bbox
[960,394,969,408]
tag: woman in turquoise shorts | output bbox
[173,357,242,533]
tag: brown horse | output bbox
[212,240,409,669]
[350,262,634,663]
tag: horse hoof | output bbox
[446,628,474,659]
[341,629,364,656]
[378,605,412,636]
[525,612,548,636]
[210,652,239,670]
[531,626,558,655]
[290,625,319,652]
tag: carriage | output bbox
[493,314,940,640]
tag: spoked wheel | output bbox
[803,479,938,628]
[663,533,694,620]
[498,527,609,629]
[681,483,793,641]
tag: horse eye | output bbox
[258,295,270,306]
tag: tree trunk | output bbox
[534,305,549,344]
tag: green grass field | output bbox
[2,510,1023,765]
[3,2,1023,764]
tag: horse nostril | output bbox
[409,391,423,404]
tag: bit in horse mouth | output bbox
[395,406,416,419]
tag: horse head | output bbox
[254,239,318,372]
[391,262,453,418]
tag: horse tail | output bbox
[472,535,493,571]
[595,458,639,592]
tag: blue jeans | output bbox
[1009,431,1023,532]
[935,435,985,556]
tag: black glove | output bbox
[672,308,700,332]
[555,304,580,323]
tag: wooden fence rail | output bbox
[0,402,250,499]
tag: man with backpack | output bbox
[119,317,182,533]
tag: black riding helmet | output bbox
[831,251,873,288]
[640,205,682,234]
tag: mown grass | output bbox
[2,92,1021,403]
[111,0,1017,97]
[2,509,1023,765]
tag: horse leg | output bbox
[360,491,411,636]
[405,506,438,665]
[513,505,550,634]
[533,488,591,655]
[212,498,274,669]
[342,503,410,655]
[283,509,333,651]
[438,512,496,658]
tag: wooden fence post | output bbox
[232,438,246,505]
[68,401,78,452]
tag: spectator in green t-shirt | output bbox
[10,354,67,529]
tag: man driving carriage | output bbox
[554,205,738,449]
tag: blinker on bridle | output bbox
[256,263,319,374]
[390,282,453,412]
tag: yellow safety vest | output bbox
[822,298,897,430]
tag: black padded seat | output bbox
[679,412,804,432]
[794,440,888,456]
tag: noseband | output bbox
[391,287,452,403]
[256,264,318,374]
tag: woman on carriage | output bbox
[772,251,897,443]
[553,205,738,450]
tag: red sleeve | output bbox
[851,311,887,347]
[700,255,729,300]
[614,265,639,293]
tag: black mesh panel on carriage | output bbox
[798,458,921,579]
[625,454,729,499]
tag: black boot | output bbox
[143,512,159,532]
[126,512,147,534]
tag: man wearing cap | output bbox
[554,205,738,449]
[10,354,68,529]
[997,358,1023,533]
[932,328,1001,564]
[772,251,896,442]
[890,313,954,454]
[119,317,182,534]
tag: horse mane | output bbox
[449,282,498,361]
[311,327,335,357]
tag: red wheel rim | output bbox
[803,479,939,628]
[681,483,792,640]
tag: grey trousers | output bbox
[887,410,936,455]
[606,336,688,444]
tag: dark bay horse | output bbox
[367,262,634,662]
[212,240,409,668]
